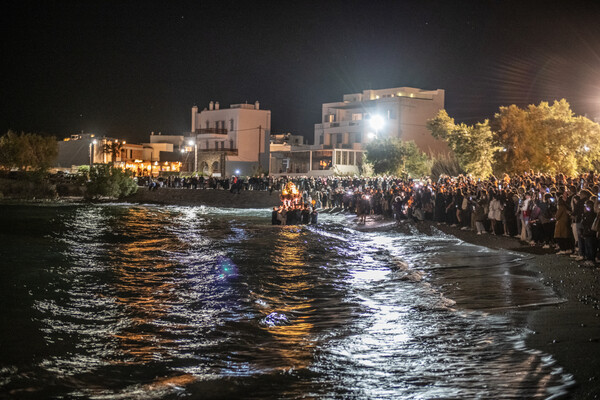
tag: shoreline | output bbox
[388,218,600,399]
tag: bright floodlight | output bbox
[235,169,240,175]
[188,140,194,146]
[368,132,376,139]
[370,115,385,131]
[92,139,97,145]
[180,148,186,153]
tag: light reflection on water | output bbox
[0,204,574,399]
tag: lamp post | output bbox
[89,139,97,169]
[188,140,197,173]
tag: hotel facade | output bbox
[270,86,448,176]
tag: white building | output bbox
[190,101,270,176]
[268,86,449,177]
[314,86,449,157]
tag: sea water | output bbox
[0,203,574,399]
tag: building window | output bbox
[342,151,348,165]
[352,113,362,121]
[319,135,323,145]
[349,152,355,165]
[336,133,342,144]
[325,114,335,123]
[335,151,341,164]
[230,119,234,131]
[205,120,209,129]
[214,141,218,149]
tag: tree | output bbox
[365,138,431,177]
[427,111,499,178]
[102,141,122,164]
[492,99,600,175]
[85,164,138,199]
[0,130,58,171]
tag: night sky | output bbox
[2,0,600,143]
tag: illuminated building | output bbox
[55,133,183,176]
[314,86,449,157]
[190,101,271,177]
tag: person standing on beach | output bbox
[581,199,597,266]
[554,197,571,254]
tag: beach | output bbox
[399,219,600,399]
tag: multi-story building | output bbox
[269,86,449,177]
[190,101,270,177]
[55,133,183,176]
[56,133,118,169]
[314,86,449,156]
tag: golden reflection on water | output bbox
[263,227,316,369]
[108,208,181,365]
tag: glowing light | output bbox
[583,145,590,152]
[92,139,97,145]
[235,169,240,175]
[217,256,238,277]
[368,132,376,139]
[188,140,194,146]
[370,115,385,131]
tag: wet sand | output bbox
[403,220,600,399]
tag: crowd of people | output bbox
[142,171,600,267]
[277,173,599,267]
[316,173,600,267]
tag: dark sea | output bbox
[0,203,574,399]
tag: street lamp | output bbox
[370,115,385,138]
[188,139,197,173]
[89,139,97,169]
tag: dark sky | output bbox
[2,0,600,143]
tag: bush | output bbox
[85,165,138,199]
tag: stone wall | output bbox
[126,187,281,209]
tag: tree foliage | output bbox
[428,100,600,177]
[365,138,431,178]
[492,99,600,175]
[0,130,58,171]
[102,141,122,164]
[85,164,138,199]
[427,111,499,178]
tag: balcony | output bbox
[197,148,238,155]
[196,128,228,135]
[321,120,365,130]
